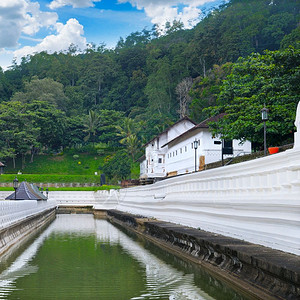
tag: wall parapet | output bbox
[117,148,300,256]
[0,200,57,229]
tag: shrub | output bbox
[102,151,131,180]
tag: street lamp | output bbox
[261,107,269,156]
[13,176,19,200]
[193,139,199,172]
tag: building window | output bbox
[176,150,177,155]
[158,158,162,163]
[180,148,182,154]
[185,146,187,152]
[191,143,193,149]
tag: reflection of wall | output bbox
[0,215,213,300]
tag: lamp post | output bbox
[193,139,199,172]
[261,107,269,156]
[46,188,49,199]
[13,176,19,200]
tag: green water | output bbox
[0,215,250,300]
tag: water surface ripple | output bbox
[0,215,250,299]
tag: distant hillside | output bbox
[0,0,299,179]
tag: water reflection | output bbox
[0,215,249,300]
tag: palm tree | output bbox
[83,110,100,143]
[116,118,140,160]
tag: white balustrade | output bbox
[0,200,57,229]
[116,148,300,256]
[51,190,119,209]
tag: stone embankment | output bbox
[106,209,300,300]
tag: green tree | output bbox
[207,47,300,147]
[83,110,100,143]
[11,76,69,112]
[189,63,232,122]
[115,117,141,160]
[102,150,131,180]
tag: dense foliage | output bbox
[0,0,299,179]
[207,47,300,148]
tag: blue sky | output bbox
[0,0,225,70]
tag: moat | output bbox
[0,214,250,300]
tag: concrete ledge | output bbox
[107,209,300,300]
[0,208,56,257]
[56,205,94,214]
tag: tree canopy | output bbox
[0,0,299,178]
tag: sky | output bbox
[0,0,225,70]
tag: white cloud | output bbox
[0,0,58,48]
[23,2,58,35]
[13,18,87,60]
[118,0,217,29]
[48,0,101,9]
[0,49,14,70]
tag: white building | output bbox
[163,115,251,176]
[140,114,251,179]
[139,117,196,179]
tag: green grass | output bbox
[4,151,106,175]
[46,186,120,191]
[0,174,100,184]
[0,186,119,191]
[2,149,140,186]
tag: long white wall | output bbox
[0,200,56,229]
[117,148,300,256]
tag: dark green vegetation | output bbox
[0,0,299,180]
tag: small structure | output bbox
[5,181,47,200]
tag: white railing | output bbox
[117,148,300,256]
[0,200,57,229]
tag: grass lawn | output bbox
[2,149,140,186]
[5,152,105,175]
[0,185,119,191]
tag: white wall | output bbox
[117,148,300,256]
[0,199,56,229]
[166,129,252,175]
[142,119,195,178]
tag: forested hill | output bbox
[0,0,299,171]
